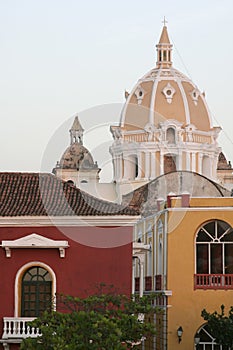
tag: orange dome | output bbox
[120,25,212,133]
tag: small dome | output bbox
[60,142,97,170]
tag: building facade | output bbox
[0,173,139,349]
[133,192,233,349]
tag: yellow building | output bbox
[131,174,233,349]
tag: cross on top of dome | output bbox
[162,16,168,27]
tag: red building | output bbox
[0,172,139,350]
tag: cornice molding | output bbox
[0,216,140,227]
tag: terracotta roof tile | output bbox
[0,173,139,217]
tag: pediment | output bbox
[2,233,69,258]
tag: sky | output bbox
[0,0,233,181]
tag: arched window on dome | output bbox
[195,220,233,290]
[166,127,176,144]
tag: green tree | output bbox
[20,289,162,350]
[201,305,233,349]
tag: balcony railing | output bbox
[2,317,41,339]
[194,274,233,290]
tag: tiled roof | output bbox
[0,173,139,217]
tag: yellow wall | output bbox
[166,207,233,349]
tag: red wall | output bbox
[0,225,133,342]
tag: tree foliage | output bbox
[20,288,162,350]
[201,305,233,348]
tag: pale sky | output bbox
[0,0,233,182]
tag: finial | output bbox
[162,16,168,27]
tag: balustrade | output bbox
[2,317,41,339]
[194,274,233,290]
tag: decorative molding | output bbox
[133,242,151,256]
[0,216,140,227]
[162,83,175,103]
[1,233,69,258]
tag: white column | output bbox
[116,156,122,181]
[191,153,196,172]
[123,156,129,180]
[137,152,142,179]
[186,152,190,171]
[139,257,144,298]
[210,155,214,179]
[145,152,150,179]
[177,151,182,171]
[112,157,116,181]
[198,153,203,174]
[160,152,164,175]
[212,155,218,180]
[150,152,156,179]
[119,155,123,181]
[132,257,136,295]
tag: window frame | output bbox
[195,220,233,290]
[14,261,56,317]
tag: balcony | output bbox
[2,317,41,339]
[194,274,233,290]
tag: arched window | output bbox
[195,220,233,289]
[195,324,226,349]
[21,266,52,317]
[166,127,175,144]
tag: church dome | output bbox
[60,142,96,170]
[120,25,212,132]
[110,23,221,188]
